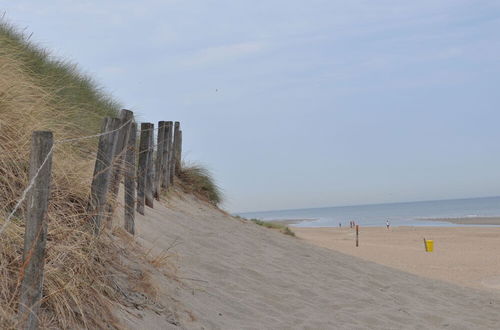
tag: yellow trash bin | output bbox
[424,239,434,252]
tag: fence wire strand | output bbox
[0,119,134,236]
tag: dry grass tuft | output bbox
[177,163,222,206]
[0,20,133,328]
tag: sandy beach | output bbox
[294,226,500,290]
[111,193,500,329]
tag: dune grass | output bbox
[250,219,296,236]
[0,21,120,131]
[0,20,125,328]
[177,163,222,206]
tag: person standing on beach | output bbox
[386,219,390,229]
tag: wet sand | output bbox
[269,218,317,225]
[294,226,500,290]
[425,217,500,225]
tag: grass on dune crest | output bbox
[0,21,120,133]
[0,20,130,328]
[177,163,223,206]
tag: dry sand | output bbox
[293,226,500,290]
[113,194,500,329]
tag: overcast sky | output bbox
[2,1,500,212]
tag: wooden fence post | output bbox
[174,123,181,176]
[145,124,155,208]
[171,121,180,180]
[356,225,359,247]
[161,121,173,189]
[124,122,137,234]
[154,121,166,200]
[18,131,54,330]
[88,117,120,234]
[105,109,134,225]
[177,130,182,173]
[137,123,152,215]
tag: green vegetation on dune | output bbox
[250,218,296,236]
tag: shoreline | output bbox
[422,216,500,225]
[272,216,500,227]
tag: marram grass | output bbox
[178,162,223,206]
[0,20,126,328]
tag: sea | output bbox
[238,196,500,227]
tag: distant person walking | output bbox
[339,222,342,228]
[386,219,390,229]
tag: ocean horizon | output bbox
[238,196,500,227]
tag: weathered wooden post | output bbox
[154,121,166,200]
[145,124,155,208]
[137,123,152,215]
[170,121,180,181]
[161,121,173,189]
[177,130,182,173]
[356,225,359,247]
[105,109,134,225]
[174,123,181,176]
[124,122,137,234]
[18,131,54,330]
[88,117,120,234]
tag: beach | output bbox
[111,193,500,329]
[293,225,500,290]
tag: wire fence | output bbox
[10,110,182,329]
[0,119,135,236]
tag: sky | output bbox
[1,1,500,212]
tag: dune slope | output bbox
[115,193,500,330]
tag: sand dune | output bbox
[115,194,500,329]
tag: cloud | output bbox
[180,41,266,68]
[4,0,500,212]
